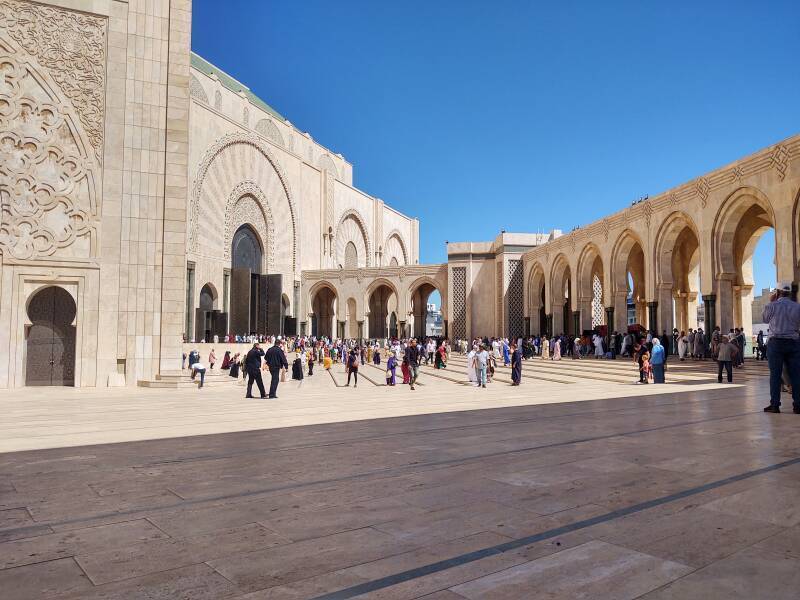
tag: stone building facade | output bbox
[522,136,800,340]
[2,0,799,389]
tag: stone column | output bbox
[647,301,658,334]
[357,320,364,343]
[703,294,717,333]
[573,310,581,337]
[687,292,699,330]
[715,275,735,332]
[552,305,564,335]
[739,285,754,335]
[656,285,674,336]
[545,314,553,338]
[613,291,627,332]
[605,307,615,347]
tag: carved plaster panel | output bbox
[0,40,97,260]
[0,0,106,162]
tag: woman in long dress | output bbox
[541,337,550,359]
[678,331,688,360]
[386,352,397,385]
[593,334,604,358]
[510,343,522,385]
[553,338,562,360]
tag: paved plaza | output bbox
[3,360,800,599]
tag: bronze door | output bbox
[26,287,76,386]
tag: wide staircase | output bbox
[138,368,242,388]
[421,353,770,386]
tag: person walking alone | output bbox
[407,338,421,390]
[265,339,288,399]
[716,335,737,383]
[510,342,522,385]
[763,282,800,413]
[244,342,266,398]
[346,348,360,387]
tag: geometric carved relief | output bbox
[334,211,370,268]
[223,182,275,272]
[0,42,96,259]
[191,133,298,274]
[317,153,338,180]
[383,231,408,266]
[0,0,106,161]
[189,74,208,104]
[255,118,284,147]
[507,258,523,339]
[452,266,467,341]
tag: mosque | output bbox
[0,0,798,388]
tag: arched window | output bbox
[344,241,358,269]
[390,256,399,267]
[231,224,262,273]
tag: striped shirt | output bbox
[762,297,800,340]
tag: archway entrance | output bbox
[26,286,76,386]
[229,224,283,335]
[410,281,443,338]
[368,284,397,339]
[196,283,217,342]
[311,285,337,339]
[550,256,573,336]
[655,214,701,336]
[612,232,647,332]
[714,191,776,334]
[230,224,262,334]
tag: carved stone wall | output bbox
[452,266,467,341]
[507,259,523,338]
[223,182,275,273]
[0,35,99,260]
[335,212,370,269]
[255,118,284,147]
[190,133,297,276]
[0,0,106,161]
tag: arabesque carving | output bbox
[0,0,106,161]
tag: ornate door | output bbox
[26,287,76,386]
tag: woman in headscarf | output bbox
[229,353,240,378]
[541,336,550,359]
[386,352,397,385]
[221,351,232,369]
[435,342,447,369]
[650,338,666,383]
[553,337,562,360]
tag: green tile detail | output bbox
[191,52,286,122]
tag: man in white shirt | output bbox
[474,345,489,388]
[190,361,206,389]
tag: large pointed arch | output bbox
[190,132,298,274]
[383,230,409,266]
[335,209,372,268]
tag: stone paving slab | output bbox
[1,365,797,598]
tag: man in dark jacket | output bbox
[244,343,266,398]
[265,339,289,398]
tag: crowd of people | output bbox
[179,282,800,413]
[183,335,453,395]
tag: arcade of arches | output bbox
[523,167,800,342]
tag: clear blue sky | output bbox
[192,0,798,295]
